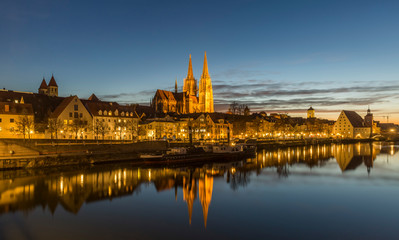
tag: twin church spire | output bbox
[182,52,214,113]
[152,52,214,114]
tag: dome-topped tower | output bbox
[307,106,315,119]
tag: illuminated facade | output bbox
[0,100,35,139]
[84,95,139,140]
[333,110,371,138]
[48,95,93,139]
[151,53,214,114]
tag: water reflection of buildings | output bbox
[244,143,388,175]
[0,143,397,226]
[0,167,215,227]
[333,143,379,173]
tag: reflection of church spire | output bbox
[183,176,197,225]
[199,174,213,228]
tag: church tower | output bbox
[183,54,197,96]
[47,75,58,97]
[365,106,373,137]
[38,77,48,94]
[199,52,214,113]
[307,106,315,119]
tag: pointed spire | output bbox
[175,78,178,93]
[39,78,48,89]
[20,96,24,104]
[202,51,209,78]
[187,54,194,79]
[48,75,58,87]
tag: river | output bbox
[0,142,398,239]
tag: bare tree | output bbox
[229,102,248,115]
[16,116,34,139]
[47,118,64,139]
[70,119,89,140]
[94,120,109,140]
[230,102,239,114]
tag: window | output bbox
[5,105,9,112]
[74,105,78,111]
[0,118,2,122]
[69,120,72,124]
[69,112,72,117]
[80,113,83,118]
[10,118,14,123]
[74,112,78,118]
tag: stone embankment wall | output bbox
[0,140,168,169]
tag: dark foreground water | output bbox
[0,142,398,240]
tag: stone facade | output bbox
[152,53,214,114]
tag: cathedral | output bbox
[151,52,214,114]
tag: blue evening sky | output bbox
[1,0,398,122]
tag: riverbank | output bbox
[0,138,383,170]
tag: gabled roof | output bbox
[135,105,156,118]
[343,110,365,128]
[155,89,176,102]
[50,96,75,118]
[88,93,99,101]
[39,78,47,89]
[0,90,64,123]
[0,102,34,115]
[48,75,58,87]
[83,100,139,118]
[173,92,185,101]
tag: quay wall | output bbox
[0,138,375,170]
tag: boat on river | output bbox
[140,143,256,162]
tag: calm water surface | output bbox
[0,142,399,240]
